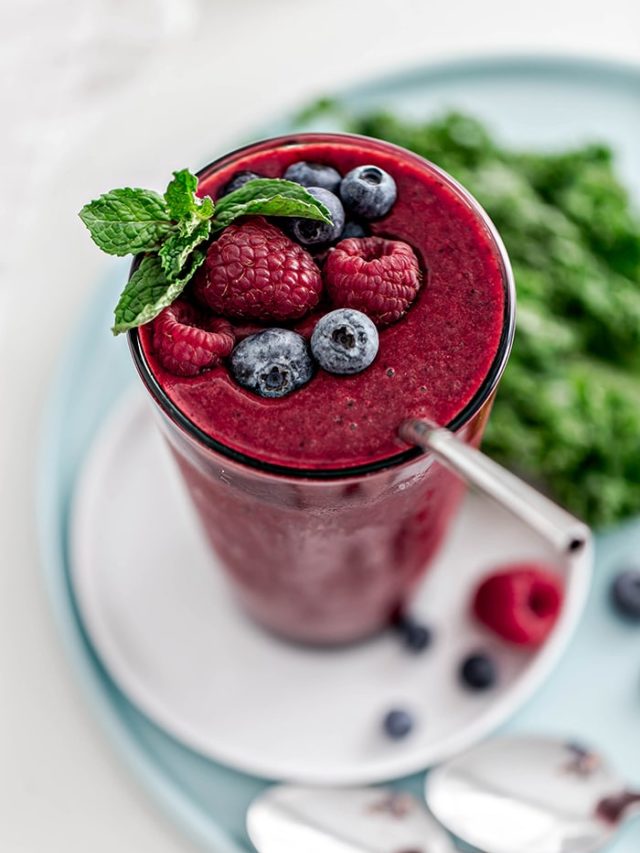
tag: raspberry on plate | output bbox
[151,300,235,377]
[195,217,323,322]
[472,563,564,647]
[324,236,422,326]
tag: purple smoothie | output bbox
[139,137,505,470]
[132,133,513,644]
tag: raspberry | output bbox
[472,564,564,647]
[151,300,235,377]
[195,217,322,322]
[324,236,421,326]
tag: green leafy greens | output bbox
[297,103,640,527]
[79,169,332,335]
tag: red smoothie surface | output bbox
[138,137,506,470]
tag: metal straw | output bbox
[400,419,590,556]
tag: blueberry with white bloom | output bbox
[284,161,342,193]
[230,329,313,398]
[291,187,345,245]
[340,164,397,219]
[311,309,379,375]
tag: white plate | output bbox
[70,389,591,785]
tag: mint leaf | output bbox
[164,169,214,221]
[112,252,204,334]
[211,178,332,231]
[79,188,173,256]
[158,218,211,280]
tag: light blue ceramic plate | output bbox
[39,56,640,852]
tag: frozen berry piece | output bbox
[611,570,640,620]
[473,564,563,647]
[151,301,234,377]
[340,164,397,219]
[219,170,261,197]
[195,217,322,322]
[460,653,497,690]
[325,236,421,326]
[341,220,370,239]
[284,161,342,193]
[229,328,313,398]
[394,614,433,653]
[383,709,414,740]
[311,309,378,375]
[291,187,345,246]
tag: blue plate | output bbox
[39,56,640,851]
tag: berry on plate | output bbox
[340,164,397,219]
[290,187,345,245]
[460,653,497,691]
[393,614,433,653]
[310,309,378,375]
[611,569,640,621]
[229,328,314,398]
[195,217,322,322]
[473,564,564,647]
[284,161,342,193]
[151,300,235,377]
[324,236,421,326]
[219,170,262,196]
[383,709,414,740]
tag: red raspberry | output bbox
[151,300,235,377]
[195,217,322,321]
[324,236,422,326]
[472,563,564,647]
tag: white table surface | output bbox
[2,1,639,850]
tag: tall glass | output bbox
[129,134,515,645]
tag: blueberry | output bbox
[311,309,379,375]
[219,170,261,197]
[394,614,433,653]
[291,187,345,245]
[284,161,342,193]
[611,570,640,620]
[229,329,313,398]
[460,653,497,690]
[340,165,397,219]
[383,709,414,740]
[341,220,370,239]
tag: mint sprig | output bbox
[79,169,332,334]
[79,188,173,255]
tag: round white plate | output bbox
[71,389,591,785]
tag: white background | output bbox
[1,1,639,850]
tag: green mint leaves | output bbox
[79,169,331,334]
[212,178,331,231]
[78,188,173,255]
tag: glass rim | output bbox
[128,131,516,481]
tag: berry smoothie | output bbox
[131,133,514,644]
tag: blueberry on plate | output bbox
[341,220,371,239]
[311,309,379,375]
[383,709,414,740]
[291,187,345,245]
[340,164,397,219]
[219,170,262,197]
[460,653,497,691]
[229,329,314,398]
[611,569,640,620]
[284,161,342,193]
[394,614,433,653]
